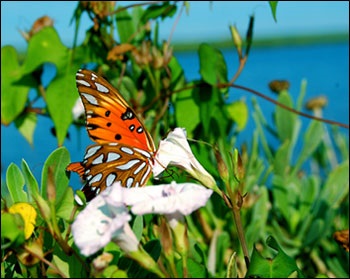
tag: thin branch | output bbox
[225,83,349,129]
[23,246,68,278]
[162,83,349,129]
[107,1,167,16]
[167,1,185,45]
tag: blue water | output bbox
[1,42,349,189]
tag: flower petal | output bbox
[153,128,216,189]
[113,223,139,254]
[118,181,213,216]
[72,97,84,121]
[72,186,131,256]
[153,128,192,176]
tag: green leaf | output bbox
[1,212,26,249]
[15,112,37,146]
[21,159,40,201]
[251,98,273,161]
[176,257,207,278]
[245,187,269,247]
[191,241,207,265]
[247,236,305,278]
[197,85,230,141]
[132,215,144,241]
[272,175,300,224]
[6,163,27,204]
[226,100,248,131]
[275,91,298,143]
[46,70,78,145]
[141,2,177,22]
[116,7,136,43]
[197,85,216,137]
[103,266,128,278]
[226,251,238,278]
[56,187,75,220]
[293,120,323,175]
[1,46,34,125]
[125,240,161,278]
[120,75,136,101]
[175,82,200,137]
[320,159,349,207]
[41,147,71,205]
[70,2,84,49]
[273,140,291,176]
[144,239,161,262]
[298,176,319,220]
[304,218,324,246]
[47,255,69,278]
[269,1,278,22]
[207,230,230,275]
[245,15,255,56]
[21,27,69,75]
[198,43,228,86]
[168,56,185,91]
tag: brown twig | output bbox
[155,82,349,129]
[107,1,166,16]
[150,95,169,137]
[224,83,349,129]
[23,246,68,278]
[167,1,185,45]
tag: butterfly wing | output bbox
[75,69,155,151]
[68,143,154,201]
[67,69,156,201]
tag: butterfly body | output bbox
[67,69,156,201]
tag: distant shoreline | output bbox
[172,32,349,52]
[10,32,349,57]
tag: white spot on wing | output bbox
[81,93,98,105]
[126,177,134,188]
[107,152,121,162]
[84,146,102,159]
[77,79,91,87]
[133,148,151,158]
[106,173,116,187]
[109,143,118,146]
[134,162,146,175]
[92,154,104,165]
[120,147,133,155]
[90,173,103,184]
[140,165,151,185]
[95,82,109,93]
[116,159,140,170]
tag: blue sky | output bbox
[1,1,349,49]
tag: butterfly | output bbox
[66,69,156,202]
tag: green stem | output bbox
[231,199,250,269]
[128,248,166,278]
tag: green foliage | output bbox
[1,46,36,125]
[247,236,305,278]
[1,1,348,278]
[269,1,279,22]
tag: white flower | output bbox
[72,183,138,256]
[153,128,217,190]
[72,97,84,121]
[72,180,213,257]
[119,181,213,217]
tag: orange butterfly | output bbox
[67,69,156,201]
